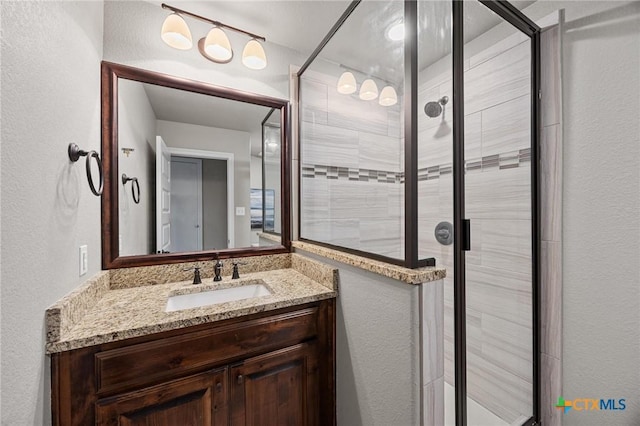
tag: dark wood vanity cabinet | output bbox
[230,343,319,426]
[96,368,229,426]
[51,300,335,426]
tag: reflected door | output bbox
[156,136,172,253]
[171,157,203,252]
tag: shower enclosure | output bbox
[297,1,540,425]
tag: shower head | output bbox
[424,96,449,118]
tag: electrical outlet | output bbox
[236,207,245,216]
[79,245,88,276]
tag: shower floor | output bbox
[444,382,510,426]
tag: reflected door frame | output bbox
[169,147,235,249]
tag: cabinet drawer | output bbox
[95,307,318,396]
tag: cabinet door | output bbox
[230,342,319,426]
[96,368,228,426]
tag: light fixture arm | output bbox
[161,3,266,42]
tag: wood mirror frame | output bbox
[101,61,291,269]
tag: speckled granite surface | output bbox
[292,241,446,285]
[46,271,110,343]
[46,254,338,354]
[109,253,292,289]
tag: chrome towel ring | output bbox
[68,143,103,196]
[122,174,141,204]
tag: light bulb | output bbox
[359,79,379,101]
[379,86,398,106]
[242,39,267,70]
[337,71,357,94]
[204,27,232,62]
[161,13,192,50]
[387,22,404,41]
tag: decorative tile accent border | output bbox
[301,164,402,183]
[302,148,531,183]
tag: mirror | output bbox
[102,62,290,268]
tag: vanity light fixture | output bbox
[337,71,357,94]
[379,86,398,106]
[161,13,193,50]
[242,39,267,70]
[359,79,379,101]
[203,27,233,63]
[160,3,267,70]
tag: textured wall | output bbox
[559,2,640,424]
[0,2,104,424]
[293,249,421,426]
[103,1,306,100]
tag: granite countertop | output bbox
[46,254,338,354]
[291,241,446,285]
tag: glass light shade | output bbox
[242,39,267,70]
[204,27,232,62]
[387,22,404,41]
[337,72,357,94]
[359,79,379,101]
[379,86,398,106]
[161,13,193,50]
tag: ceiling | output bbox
[142,82,273,132]
[315,0,536,84]
[141,82,276,156]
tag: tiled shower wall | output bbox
[299,16,561,425]
[418,36,535,422]
[299,68,404,259]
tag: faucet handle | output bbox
[182,266,202,285]
[231,262,248,279]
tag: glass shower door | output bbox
[453,1,540,425]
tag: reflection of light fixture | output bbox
[337,71,357,94]
[387,22,404,41]
[242,39,267,70]
[359,79,379,101]
[161,13,193,50]
[379,86,398,106]
[267,141,278,153]
[161,3,267,70]
[203,27,232,63]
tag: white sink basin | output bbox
[165,283,271,312]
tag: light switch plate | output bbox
[79,245,88,276]
[236,207,245,216]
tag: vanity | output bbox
[46,60,338,425]
[48,254,337,426]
